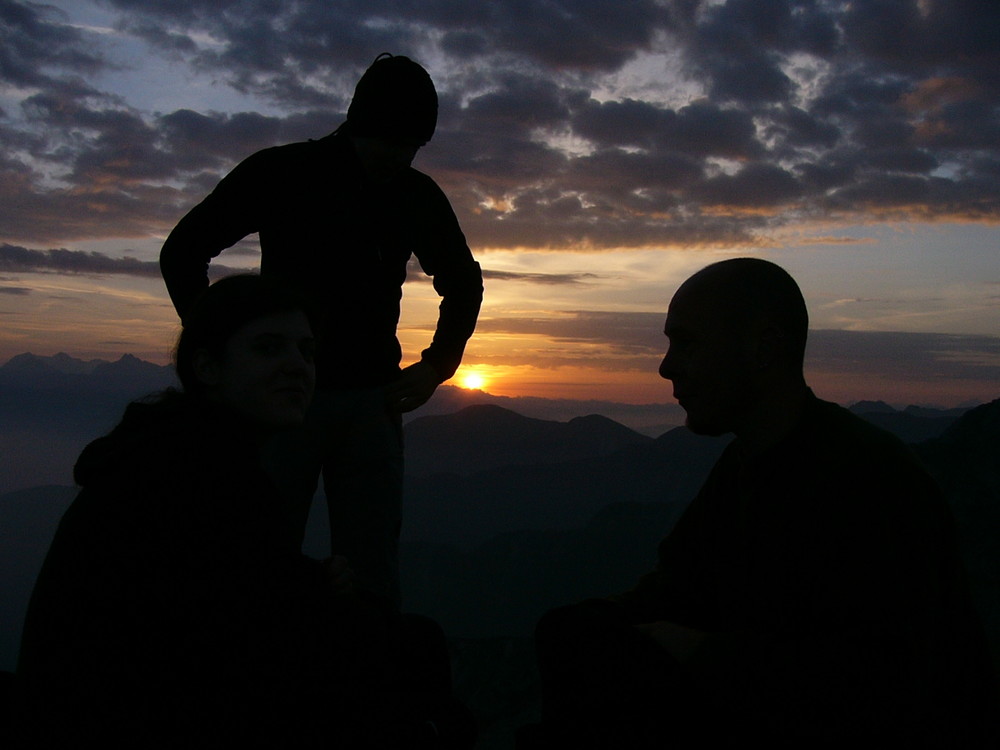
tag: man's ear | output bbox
[755,325,784,369]
[192,349,221,387]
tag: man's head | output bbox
[658,258,808,437]
[347,53,438,147]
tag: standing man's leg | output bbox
[260,415,325,551]
[321,387,404,607]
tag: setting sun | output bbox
[461,373,486,390]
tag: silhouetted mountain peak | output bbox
[567,413,627,430]
[404,405,651,477]
[938,398,1000,445]
[902,404,969,419]
[447,403,535,426]
[91,353,169,379]
[849,399,896,415]
[2,352,47,373]
[1,352,104,375]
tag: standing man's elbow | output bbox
[159,218,209,319]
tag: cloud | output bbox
[692,162,802,209]
[104,1,672,89]
[481,269,600,286]
[0,0,998,251]
[0,243,250,278]
[806,329,1000,381]
[474,311,1000,384]
[0,286,30,295]
[0,0,108,88]
[477,310,665,354]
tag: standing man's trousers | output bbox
[263,386,404,606]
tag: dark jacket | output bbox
[160,130,483,389]
[615,392,991,746]
[17,394,393,746]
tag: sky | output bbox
[1,0,998,408]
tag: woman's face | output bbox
[196,310,316,430]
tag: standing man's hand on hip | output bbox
[385,361,441,413]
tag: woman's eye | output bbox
[253,339,283,356]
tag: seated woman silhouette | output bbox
[17,275,471,748]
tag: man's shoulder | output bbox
[237,137,334,172]
[805,394,913,460]
[397,166,448,196]
[794,393,942,502]
[213,136,352,204]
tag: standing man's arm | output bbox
[160,155,265,318]
[386,176,483,413]
[385,255,483,412]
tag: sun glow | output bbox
[461,372,486,390]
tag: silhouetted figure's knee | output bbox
[396,612,452,692]
[533,601,711,749]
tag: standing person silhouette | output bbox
[160,54,483,605]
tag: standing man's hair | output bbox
[346,53,438,146]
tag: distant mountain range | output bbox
[1,350,996,675]
[0,351,177,393]
[847,399,971,444]
[404,405,652,477]
[0,352,686,493]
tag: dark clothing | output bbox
[531,600,730,750]
[16,395,468,747]
[536,392,990,748]
[160,130,483,389]
[159,129,482,600]
[261,386,406,602]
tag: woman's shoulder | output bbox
[73,391,244,488]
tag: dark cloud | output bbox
[481,269,600,286]
[843,0,1000,85]
[0,243,251,277]
[475,310,1000,384]
[0,244,160,276]
[692,162,802,209]
[0,286,30,295]
[404,266,600,286]
[105,0,670,84]
[1,0,998,250]
[477,311,665,353]
[462,73,585,136]
[696,0,840,58]
[573,99,760,159]
[766,106,842,152]
[0,157,189,244]
[0,0,108,88]
[688,0,839,104]
[807,329,1000,382]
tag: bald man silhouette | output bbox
[524,259,990,749]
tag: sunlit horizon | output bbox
[1,1,997,411]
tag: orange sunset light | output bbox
[461,372,486,390]
[456,366,492,391]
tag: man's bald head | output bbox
[678,258,809,368]
[660,258,809,438]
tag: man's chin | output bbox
[684,414,730,437]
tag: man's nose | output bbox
[658,350,673,381]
